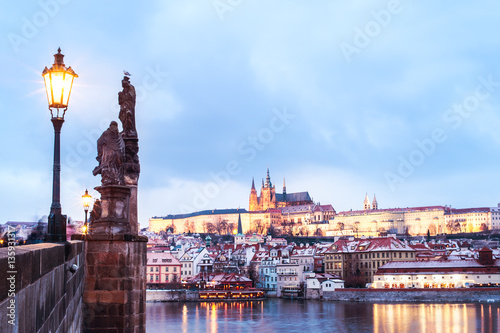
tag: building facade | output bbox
[146,251,182,284]
[324,237,416,285]
[372,248,500,288]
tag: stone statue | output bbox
[93,121,125,185]
[118,76,137,138]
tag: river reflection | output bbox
[147,299,500,332]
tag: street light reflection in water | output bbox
[147,300,500,333]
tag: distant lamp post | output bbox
[42,48,78,242]
[82,189,92,234]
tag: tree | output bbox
[184,220,195,234]
[480,223,489,232]
[314,228,323,237]
[248,262,260,287]
[214,216,228,235]
[281,220,295,236]
[206,222,216,234]
[427,229,431,242]
[166,223,176,234]
[251,219,265,234]
[344,254,365,288]
[226,222,235,235]
[268,224,279,237]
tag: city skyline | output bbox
[2,1,500,229]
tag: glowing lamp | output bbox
[82,189,92,213]
[42,48,78,115]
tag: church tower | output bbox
[282,178,287,203]
[372,194,378,210]
[235,213,245,245]
[261,168,276,210]
[249,177,260,211]
[363,193,371,210]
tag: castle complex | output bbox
[149,171,500,237]
[249,168,313,211]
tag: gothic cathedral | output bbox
[249,168,313,211]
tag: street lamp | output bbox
[82,189,92,234]
[42,48,78,242]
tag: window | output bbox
[153,259,158,263]
[165,267,169,272]
[156,267,159,272]
[150,267,153,272]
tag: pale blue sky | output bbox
[2,1,500,228]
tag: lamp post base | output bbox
[46,211,67,242]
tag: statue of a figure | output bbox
[93,121,125,185]
[118,76,137,137]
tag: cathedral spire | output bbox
[237,213,243,235]
[283,177,287,202]
[265,167,271,187]
[364,193,371,210]
[372,194,378,210]
[251,177,255,190]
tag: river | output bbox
[146,299,500,332]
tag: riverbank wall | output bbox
[147,288,500,303]
[147,290,199,302]
[321,288,500,302]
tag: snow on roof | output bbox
[147,251,180,264]
[329,237,414,253]
[337,205,447,216]
[378,259,500,271]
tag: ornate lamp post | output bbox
[82,189,92,234]
[42,48,78,242]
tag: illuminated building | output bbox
[249,168,313,211]
[372,247,500,288]
[323,237,416,285]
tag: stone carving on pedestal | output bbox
[91,120,131,235]
[93,121,125,186]
[89,76,140,236]
[119,75,140,235]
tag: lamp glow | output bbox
[42,48,78,113]
[82,189,92,212]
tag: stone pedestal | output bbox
[91,185,131,236]
[73,234,147,332]
[123,136,140,235]
[128,185,138,235]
